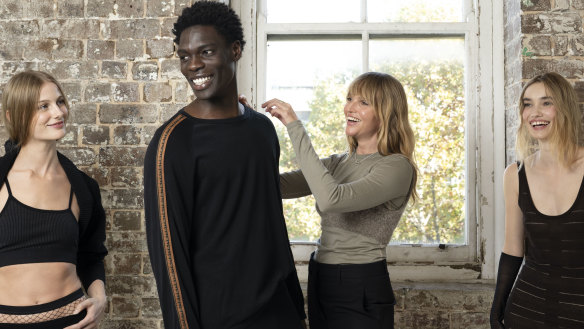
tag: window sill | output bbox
[290,242,481,280]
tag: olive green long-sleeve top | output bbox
[281,120,414,264]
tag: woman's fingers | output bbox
[261,99,298,124]
[63,298,104,329]
[262,98,289,110]
[261,98,279,109]
[238,94,251,108]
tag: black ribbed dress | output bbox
[504,165,584,328]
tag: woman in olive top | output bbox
[262,71,418,329]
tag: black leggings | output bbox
[308,254,395,329]
[0,289,87,329]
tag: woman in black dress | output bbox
[491,72,584,328]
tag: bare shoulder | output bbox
[504,161,519,174]
[503,161,519,180]
[503,161,520,195]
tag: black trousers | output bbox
[0,289,87,329]
[308,253,395,329]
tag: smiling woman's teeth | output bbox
[531,121,549,127]
[193,77,211,86]
[348,117,360,122]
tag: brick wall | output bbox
[393,283,492,329]
[505,0,523,164]
[0,0,581,328]
[505,0,584,163]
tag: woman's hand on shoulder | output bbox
[63,295,106,329]
[261,98,299,125]
[238,94,252,109]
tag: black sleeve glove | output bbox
[490,252,523,328]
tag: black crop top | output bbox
[0,179,79,268]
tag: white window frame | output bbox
[232,0,505,281]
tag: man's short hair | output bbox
[173,0,246,51]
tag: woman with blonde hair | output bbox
[262,71,418,329]
[0,71,107,329]
[490,72,584,328]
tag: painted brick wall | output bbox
[0,0,581,328]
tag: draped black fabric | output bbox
[144,107,305,329]
[504,165,584,328]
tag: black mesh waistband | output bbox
[0,289,84,315]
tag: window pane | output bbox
[267,0,360,23]
[368,0,464,22]
[266,39,361,241]
[370,38,466,244]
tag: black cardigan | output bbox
[0,148,108,290]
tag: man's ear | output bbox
[232,40,242,61]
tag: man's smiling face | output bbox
[177,25,241,101]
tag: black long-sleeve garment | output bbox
[144,107,306,329]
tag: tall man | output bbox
[144,1,306,328]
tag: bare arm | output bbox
[490,163,524,328]
[502,163,524,257]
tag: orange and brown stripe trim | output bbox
[155,114,189,329]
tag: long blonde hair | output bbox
[347,72,418,201]
[516,72,581,167]
[2,70,69,148]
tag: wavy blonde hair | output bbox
[2,70,69,148]
[347,72,418,201]
[516,72,581,167]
